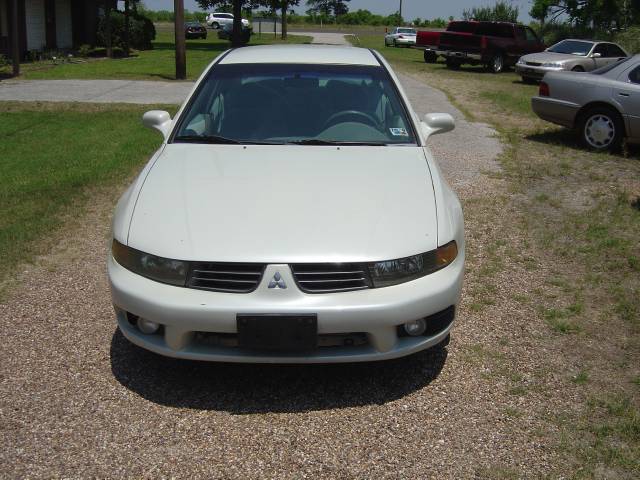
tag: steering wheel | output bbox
[322,110,380,130]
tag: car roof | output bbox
[219,45,380,66]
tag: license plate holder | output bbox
[237,314,318,351]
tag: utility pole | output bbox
[105,0,112,58]
[399,0,403,25]
[174,0,186,79]
[10,0,19,76]
[124,0,130,57]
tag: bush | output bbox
[77,44,91,57]
[97,10,156,51]
[614,26,640,54]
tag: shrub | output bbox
[614,26,640,54]
[77,44,91,57]
[97,10,156,51]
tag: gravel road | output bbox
[1,63,563,478]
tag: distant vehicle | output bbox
[532,55,640,150]
[415,21,477,63]
[217,23,252,43]
[384,27,417,47]
[185,22,207,40]
[206,12,250,30]
[516,39,628,83]
[431,21,545,73]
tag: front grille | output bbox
[187,262,265,293]
[290,263,371,293]
[526,61,542,66]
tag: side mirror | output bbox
[142,110,172,140]
[591,52,602,58]
[420,113,455,140]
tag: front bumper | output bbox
[108,253,464,363]
[515,64,563,79]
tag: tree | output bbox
[197,0,255,46]
[529,0,639,29]
[462,1,519,23]
[259,0,300,40]
[307,0,351,18]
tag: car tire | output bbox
[445,58,460,70]
[571,65,585,72]
[578,106,624,151]
[211,22,219,29]
[487,53,504,73]
[393,39,397,47]
[424,51,437,63]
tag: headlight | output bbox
[368,241,458,288]
[112,239,188,286]
[542,62,563,68]
[517,58,525,65]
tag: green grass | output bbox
[0,102,171,280]
[3,26,311,81]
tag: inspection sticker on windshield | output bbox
[389,128,408,137]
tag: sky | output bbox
[142,1,534,23]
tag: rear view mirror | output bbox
[591,52,602,58]
[142,110,172,140]
[421,113,455,140]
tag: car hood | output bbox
[522,52,583,64]
[127,144,438,263]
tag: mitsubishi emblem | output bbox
[268,271,287,289]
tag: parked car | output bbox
[415,21,478,63]
[532,55,640,150]
[384,27,417,47]
[185,21,207,40]
[516,39,628,83]
[434,20,545,73]
[108,45,465,363]
[217,23,252,43]
[206,12,250,29]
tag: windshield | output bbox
[547,40,593,56]
[398,28,416,34]
[173,63,417,146]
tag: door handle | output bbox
[618,92,630,97]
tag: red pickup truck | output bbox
[415,21,545,73]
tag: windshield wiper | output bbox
[174,134,240,144]
[288,139,389,146]
[173,135,285,145]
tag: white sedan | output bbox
[384,27,417,47]
[108,45,464,363]
[205,12,249,29]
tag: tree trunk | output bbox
[174,0,186,79]
[231,0,243,47]
[124,0,130,57]
[281,1,287,40]
[105,0,112,58]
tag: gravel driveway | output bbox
[1,70,564,478]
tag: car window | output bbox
[174,64,417,145]
[605,43,626,58]
[398,28,416,34]
[593,43,608,56]
[547,40,593,56]
[525,27,539,42]
[447,21,476,33]
[629,66,640,84]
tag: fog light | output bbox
[404,319,427,336]
[137,318,160,334]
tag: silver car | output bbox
[516,39,628,83]
[531,55,640,150]
[384,27,417,47]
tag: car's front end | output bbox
[515,56,567,80]
[108,46,464,363]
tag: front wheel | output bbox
[487,53,504,73]
[211,22,219,29]
[578,106,624,151]
[424,51,437,63]
[445,58,460,70]
[571,65,585,72]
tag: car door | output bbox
[614,65,640,138]
[591,43,610,69]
